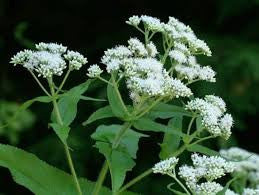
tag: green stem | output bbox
[92,161,109,195]
[187,116,196,135]
[29,70,51,97]
[111,74,130,116]
[92,122,132,195]
[169,175,191,195]
[97,76,113,85]
[118,169,153,194]
[48,78,82,195]
[56,68,71,94]
[136,96,163,118]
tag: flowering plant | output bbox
[0,15,257,195]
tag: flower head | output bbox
[152,157,179,175]
[87,64,103,78]
[10,42,87,77]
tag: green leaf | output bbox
[0,96,51,129]
[0,144,138,195]
[216,177,238,195]
[133,118,185,137]
[82,105,115,126]
[187,144,219,156]
[107,80,129,119]
[91,124,147,192]
[49,123,70,145]
[196,116,203,131]
[52,80,92,126]
[96,142,135,193]
[159,116,183,159]
[148,103,192,119]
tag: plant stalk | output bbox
[48,78,82,195]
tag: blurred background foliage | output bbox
[0,0,258,194]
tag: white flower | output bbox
[36,42,67,54]
[195,181,223,195]
[225,189,238,195]
[11,42,87,77]
[128,38,148,57]
[87,64,103,78]
[169,49,187,64]
[243,188,259,195]
[189,38,212,56]
[126,15,141,26]
[164,78,193,98]
[152,157,179,175]
[141,15,163,32]
[186,96,233,139]
[64,50,88,70]
[199,66,216,82]
[10,49,34,67]
[220,147,259,188]
[146,41,158,57]
[26,51,66,78]
[205,95,226,112]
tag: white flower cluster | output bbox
[186,95,233,139]
[178,153,236,195]
[87,64,103,78]
[220,147,259,192]
[126,16,211,56]
[10,43,87,78]
[96,37,192,101]
[174,56,216,82]
[152,157,179,175]
[64,50,88,70]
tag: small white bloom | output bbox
[87,64,103,78]
[126,15,141,26]
[141,15,163,32]
[195,181,223,195]
[36,42,67,54]
[225,189,238,195]
[64,50,88,70]
[165,78,193,98]
[128,38,148,57]
[146,41,158,57]
[243,188,259,195]
[152,157,179,175]
[169,49,187,64]
[10,49,34,67]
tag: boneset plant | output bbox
[0,15,256,195]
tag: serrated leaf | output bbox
[133,118,185,137]
[107,79,129,119]
[187,144,219,156]
[0,144,139,195]
[49,123,70,145]
[91,124,147,192]
[82,105,115,126]
[148,103,192,119]
[0,96,51,129]
[52,80,92,126]
[159,116,183,159]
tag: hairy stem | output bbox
[48,78,82,195]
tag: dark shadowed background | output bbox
[0,0,259,194]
